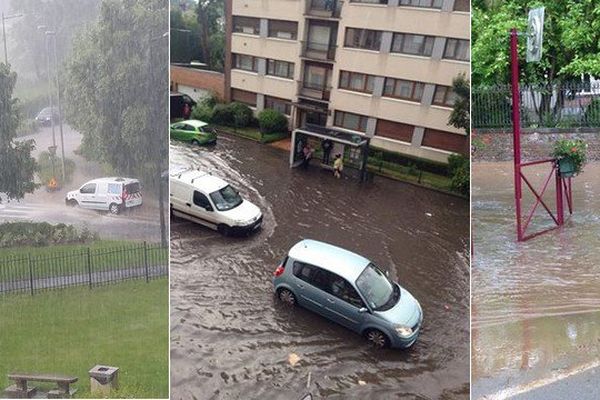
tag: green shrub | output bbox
[585,98,600,127]
[37,151,76,186]
[448,154,469,196]
[0,222,98,247]
[258,109,288,134]
[199,91,220,109]
[552,138,587,174]
[16,118,40,137]
[190,104,214,123]
[211,103,234,125]
[228,102,254,128]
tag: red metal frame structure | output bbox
[510,28,573,241]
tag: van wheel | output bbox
[67,199,78,207]
[365,329,389,349]
[191,139,200,146]
[278,288,296,306]
[109,203,121,215]
[217,224,231,236]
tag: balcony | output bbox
[301,41,337,62]
[298,80,332,101]
[306,0,342,18]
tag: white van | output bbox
[170,169,263,235]
[66,177,143,214]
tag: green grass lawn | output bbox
[0,241,167,282]
[0,279,169,398]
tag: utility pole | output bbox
[39,25,57,180]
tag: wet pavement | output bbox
[1,125,162,241]
[472,162,600,399]
[170,133,469,399]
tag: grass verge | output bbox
[215,125,288,144]
[0,279,169,398]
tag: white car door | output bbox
[190,190,220,229]
[78,183,97,209]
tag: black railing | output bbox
[0,243,168,295]
[473,82,600,130]
[298,80,333,101]
[301,40,337,61]
[306,0,342,18]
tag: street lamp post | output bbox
[2,13,24,64]
[47,30,66,183]
[38,25,58,181]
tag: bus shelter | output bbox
[290,125,370,181]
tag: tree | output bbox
[63,0,168,244]
[196,0,225,71]
[449,73,470,134]
[0,63,38,201]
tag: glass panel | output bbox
[308,25,331,50]
[383,78,395,96]
[413,82,424,100]
[340,71,350,88]
[366,76,375,93]
[396,80,412,98]
[350,73,365,91]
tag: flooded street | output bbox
[1,125,162,241]
[472,162,600,399]
[170,134,469,399]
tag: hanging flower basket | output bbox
[552,139,587,177]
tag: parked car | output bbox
[170,168,262,235]
[35,107,59,126]
[65,177,143,214]
[273,239,423,349]
[170,120,217,145]
[170,91,197,120]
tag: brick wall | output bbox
[473,129,600,162]
[170,66,225,100]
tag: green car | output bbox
[170,120,217,145]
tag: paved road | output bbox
[511,365,600,400]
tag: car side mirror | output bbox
[204,205,213,212]
[358,307,369,314]
[385,270,390,277]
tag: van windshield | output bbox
[125,182,141,193]
[355,263,398,311]
[209,185,243,211]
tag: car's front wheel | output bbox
[191,139,200,146]
[278,288,296,306]
[66,199,78,207]
[365,329,390,349]
[217,224,231,236]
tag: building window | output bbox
[391,33,435,56]
[233,16,260,35]
[350,0,388,4]
[444,38,470,61]
[453,0,470,12]
[232,54,259,72]
[339,71,375,94]
[267,59,294,79]
[265,96,292,115]
[383,78,424,102]
[432,85,457,107]
[376,119,415,142]
[303,63,332,90]
[398,0,442,9]
[268,19,298,40]
[231,88,257,107]
[334,111,368,132]
[344,28,382,51]
[422,128,467,154]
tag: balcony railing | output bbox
[301,41,337,61]
[298,80,332,101]
[306,0,342,18]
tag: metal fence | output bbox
[473,82,600,129]
[0,243,168,295]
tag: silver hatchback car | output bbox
[273,239,423,348]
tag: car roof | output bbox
[85,177,138,184]
[175,120,209,128]
[170,169,227,193]
[288,239,370,282]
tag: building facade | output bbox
[225,0,469,163]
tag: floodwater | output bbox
[0,125,162,241]
[472,162,600,398]
[170,134,469,399]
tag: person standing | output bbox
[333,153,343,178]
[321,139,333,165]
[302,143,314,169]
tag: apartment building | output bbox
[225,0,470,163]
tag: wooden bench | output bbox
[4,373,78,399]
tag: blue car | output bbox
[273,239,423,349]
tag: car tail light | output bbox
[274,264,285,277]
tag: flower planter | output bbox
[558,157,576,177]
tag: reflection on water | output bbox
[472,162,600,394]
[170,134,470,399]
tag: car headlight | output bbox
[395,325,413,338]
